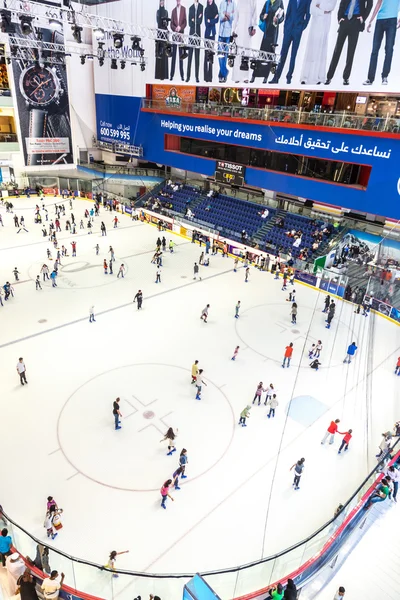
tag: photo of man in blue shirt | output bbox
[218,0,235,82]
[363,0,400,85]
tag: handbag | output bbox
[258,19,266,33]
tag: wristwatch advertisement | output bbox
[11,25,73,167]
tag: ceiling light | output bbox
[111,58,118,70]
[165,44,173,58]
[131,36,141,50]
[113,33,124,49]
[180,46,188,60]
[140,62,145,72]
[80,55,86,65]
[99,57,104,66]
[72,25,83,43]
[120,60,126,69]
[20,16,33,35]
[94,28,105,40]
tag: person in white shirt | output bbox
[89,306,96,323]
[16,357,27,385]
[333,587,345,600]
[41,571,65,600]
[6,553,25,595]
[385,465,400,502]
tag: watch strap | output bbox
[27,109,48,166]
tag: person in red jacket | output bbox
[282,342,294,368]
[395,357,400,376]
[321,419,341,445]
[338,429,352,454]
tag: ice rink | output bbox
[0,197,399,598]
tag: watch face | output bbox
[20,65,61,108]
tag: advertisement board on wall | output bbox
[93,0,400,95]
[215,160,246,186]
[11,21,73,167]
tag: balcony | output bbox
[142,99,400,135]
[0,133,19,153]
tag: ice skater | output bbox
[71,241,77,257]
[169,240,175,253]
[235,301,241,319]
[308,344,316,359]
[233,257,239,272]
[103,259,108,275]
[191,360,199,384]
[239,405,251,427]
[199,252,204,265]
[109,246,115,261]
[160,479,174,509]
[95,244,100,255]
[343,342,358,364]
[104,550,129,577]
[290,457,305,490]
[323,294,331,312]
[117,264,125,278]
[314,341,322,358]
[155,268,161,283]
[179,449,188,478]
[264,383,275,405]
[288,289,296,302]
[35,276,42,290]
[321,419,341,445]
[50,270,57,287]
[267,394,279,418]
[310,358,321,370]
[133,289,143,309]
[16,357,28,385]
[109,260,113,275]
[113,398,122,430]
[160,427,178,456]
[13,267,20,282]
[291,303,297,324]
[395,357,400,375]
[172,466,184,490]
[245,267,250,283]
[89,306,96,323]
[253,382,266,406]
[195,369,207,399]
[338,429,352,454]
[193,263,200,280]
[231,345,240,360]
[282,343,294,368]
[200,304,210,323]
[281,271,288,290]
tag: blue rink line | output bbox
[0,266,233,350]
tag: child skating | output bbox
[179,448,188,478]
[267,394,279,418]
[160,480,174,509]
[235,301,241,319]
[282,343,294,368]
[252,382,266,406]
[338,429,353,454]
[245,267,250,283]
[195,369,207,399]
[343,342,358,364]
[200,304,210,323]
[160,427,178,456]
[239,405,251,427]
[191,360,199,383]
[290,458,305,490]
[231,345,240,360]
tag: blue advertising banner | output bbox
[95,94,400,219]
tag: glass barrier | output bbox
[3,434,399,600]
[142,99,400,135]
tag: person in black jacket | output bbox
[283,579,297,600]
[325,0,373,85]
[187,1,204,82]
[155,1,170,80]
[203,0,219,81]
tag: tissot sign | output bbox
[215,161,246,186]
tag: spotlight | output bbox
[205,50,214,64]
[113,33,124,49]
[120,60,126,70]
[240,57,249,71]
[94,28,105,40]
[140,61,145,72]
[228,55,235,68]
[156,41,164,58]
[72,25,83,43]
[139,47,145,57]
[80,55,86,65]
[10,46,17,57]
[111,58,118,70]
[180,46,189,60]
[99,57,104,66]
[131,36,141,50]
[250,59,258,70]
[19,16,33,35]
[165,43,173,58]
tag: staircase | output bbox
[253,209,287,244]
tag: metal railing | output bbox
[142,99,400,134]
[77,161,165,179]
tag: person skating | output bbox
[113,398,122,430]
[343,341,358,364]
[160,480,174,509]
[193,262,200,280]
[323,294,330,312]
[245,267,250,282]
[172,467,184,490]
[104,550,129,578]
[191,360,199,384]
[89,306,96,323]
[117,264,125,278]
[253,382,266,406]
[231,345,240,360]
[314,340,322,358]
[394,356,400,375]
[199,251,204,265]
[155,268,161,283]
[35,276,42,291]
[291,302,297,324]
[133,290,143,309]
[160,427,178,456]
[195,369,207,399]
[162,236,166,252]
[310,358,321,370]
[288,289,296,303]
[200,304,210,323]
[109,246,115,262]
[235,300,241,319]
[264,383,275,405]
[267,394,279,418]
[290,458,305,490]
[13,267,20,282]
[233,257,239,272]
[16,358,28,386]
[338,429,352,454]
[103,259,108,275]
[308,343,316,359]
[239,405,251,427]
[179,448,188,478]
[282,343,293,368]
[70,241,77,257]
[95,244,100,256]
[325,301,336,329]
[50,270,57,287]
[109,260,113,275]
[321,419,341,445]
[169,240,175,253]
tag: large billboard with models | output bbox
[92,0,400,94]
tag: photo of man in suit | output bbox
[363,0,400,86]
[269,0,312,84]
[325,0,373,85]
[170,0,188,81]
[187,1,204,82]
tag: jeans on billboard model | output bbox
[218,0,235,83]
[11,25,73,167]
[251,0,284,84]
[270,0,311,84]
[203,0,219,82]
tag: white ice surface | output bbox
[0,198,399,600]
